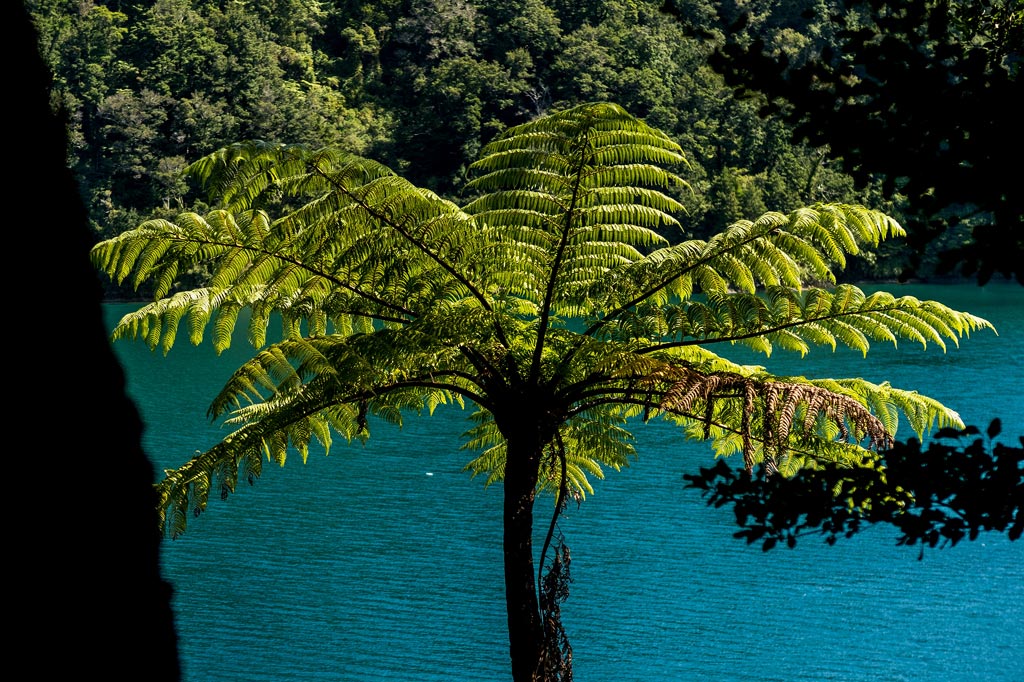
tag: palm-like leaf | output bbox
[464,102,690,319]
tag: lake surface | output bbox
[106,282,1024,682]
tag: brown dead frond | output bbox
[659,370,892,474]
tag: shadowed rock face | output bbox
[10,3,180,678]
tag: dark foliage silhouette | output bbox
[684,420,1023,558]
[11,2,181,678]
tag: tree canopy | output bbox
[703,0,1023,283]
[33,0,986,285]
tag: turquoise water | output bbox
[107,282,1024,682]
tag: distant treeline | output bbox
[28,0,1022,295]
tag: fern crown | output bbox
[90,102,995,537]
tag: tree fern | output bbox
[93,102,999,682]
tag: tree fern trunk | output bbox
[503,433,544,682]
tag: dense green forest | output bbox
[28,0,1022,290]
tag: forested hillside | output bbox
[27,0,1021,290]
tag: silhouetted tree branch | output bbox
[684,420,1023,559]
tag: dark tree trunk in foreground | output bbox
[503,432,545,682]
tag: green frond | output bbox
[760,328,810,356]
[821,317,871,356]
[461,404,638,501]
[186,140,305,212]
[469,149,572,179]
[577,203,680,230]
[588,143,687,167]
[794,322,838,350]
[582,202,902,322]
[586,128,683,154]
[463,103,695,337]
[770,230,835,283]
[625,284,994,366]
[462,444,508,488]
[711,252,757,294]
[463,167,571,194]
[582,164,686,191]
[583,185,686,213]
[109,289,224,354]
[473,208,559,234]
[570,224,666,248]
[463,190,567,216]
[813,377,965,440]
